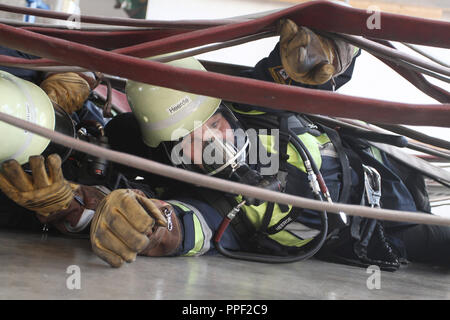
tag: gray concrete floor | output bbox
[0,229,449,300]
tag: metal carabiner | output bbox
[363,165,382,208]
[163,207,173,231]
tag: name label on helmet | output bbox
[167,96,192,115]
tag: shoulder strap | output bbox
[277,115,290,191]
[318,124,352,204]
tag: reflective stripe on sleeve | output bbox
[168,200,213,257]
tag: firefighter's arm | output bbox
[40,72,97,114]
[90,189,182,267]
[0,154,109,234]
[279,19,357,85]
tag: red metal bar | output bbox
[22,27,190,50]
[0,1,448,71]
[1,1,449,48]
[0,23,448,127]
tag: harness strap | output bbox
[277,115,290,191]
[259,202,275,233]
[318,124,352,204]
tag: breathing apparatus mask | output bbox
[166,104,281,205]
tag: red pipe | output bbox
[0,1,449,47]
[1,2,449,68]
[0,23,448,127]
[23,27,191,50]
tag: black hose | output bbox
[214,124,330,263]
[214,194,328,263]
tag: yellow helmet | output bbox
[0,70,55,165]
[126,56,221,148]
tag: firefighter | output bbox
[96,20,449,269]
[88,21,402,269]
[0,21,360,267]
[0,71,231,266]
[1,21,448,270]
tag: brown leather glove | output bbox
[90,189,182,268]
[279,19,355,85]
[40,72,92,114]
[0,154,74,218]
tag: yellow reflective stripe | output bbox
[235,131,331,249]
[184,214,205,257]
[167,200,212,257]
[239,200,313,248]
[168,200,211,257]
[172,202,190,212]
[286,140,307,173]
[294,133,323,172]
[269,231,313,248]
[229,105,266,116]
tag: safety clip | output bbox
[363,165,382,208]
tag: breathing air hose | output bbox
[213,124,329,263]
[213,197,328,263]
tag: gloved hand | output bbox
[279,19,355,85]
[90,189,181,268]
[0,154,74,218]
[40,72,93,114]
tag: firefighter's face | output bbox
[179,112,234,165]
[170,105,249,176]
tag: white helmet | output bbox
[126,56,221,148]
[0,70,55,165]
